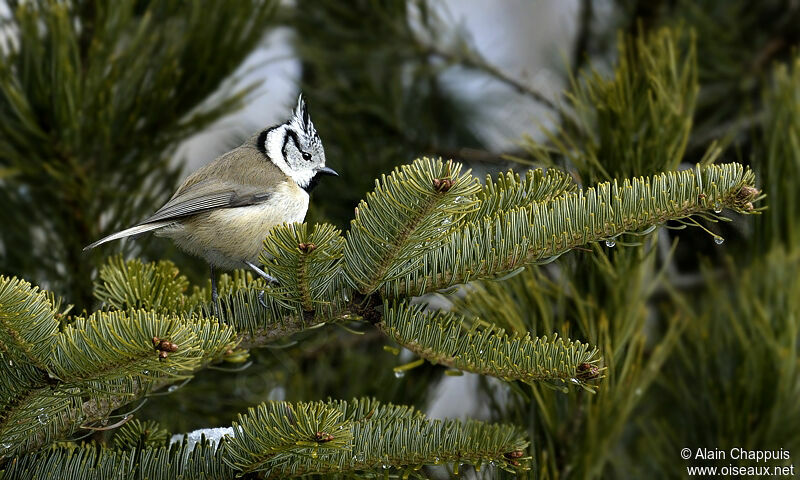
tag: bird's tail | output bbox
[83,221,172,250]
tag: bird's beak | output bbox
[317,166,339,177]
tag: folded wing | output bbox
[84,180,272,250]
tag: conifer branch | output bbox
[463,168,578,223]
[94,257,197,314]
[0,289,235,458]
[224,398,531,476]
[0,277,59,370]
[343,158,482,294]
[50,311,219,386]
[259,223,348,315]
[3,440,235,480]
[5,398,529,478]
[224,400,353,473]
[384,162,760,297]
[112,419,170,449]
[379,301,602,389]
[0,384,80,460]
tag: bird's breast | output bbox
[169,182,309,269]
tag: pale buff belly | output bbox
[157,186,309,270]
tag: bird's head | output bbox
[259,94,337,191]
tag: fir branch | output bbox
[94,257,197,314]
[0,276,59,370]
[380,301,601,389]
[223,398,529,477]
[224,400,353,473]
[13,378,160,461]
[259,223,348,315]
[0,361,48,407]
[92,256,311,344]
[5,399,528,478]
[49,311,232,386]
[113,419,170,449]
[0,353,83,460]
[1,309,235,459]
[463,168,578,223]
[0,388,81,460]
[202,278,305,335]
[3,440,235,480]
[386,162,760,297]
[343,157,482,294]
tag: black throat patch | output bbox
[302,172,324,193]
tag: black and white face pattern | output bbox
[262,95,332,191]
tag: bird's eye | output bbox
[301,151,312,161]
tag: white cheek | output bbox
[265,127,317,188]
[288,169,315,189]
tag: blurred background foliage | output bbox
[1,0,799,478]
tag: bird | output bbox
[85,94,337,306]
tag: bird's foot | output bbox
[243,261,279,285]
[243,261,279,310]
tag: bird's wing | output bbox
[139,180,272,225]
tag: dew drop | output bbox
[1,443,11,450]
[714,236,725,245]
[37,413,48,424]
[394,370,405,379]
[433,457,440,464]
[713,203,723,213]
[7,360,12,366]
[382,464,389,469]
[168,385,179,393]
[605,239,616,248]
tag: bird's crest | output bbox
[292,94,318,139]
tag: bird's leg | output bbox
[210,264,219,303]
[210,264,220,318]
[243,260,278,309]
